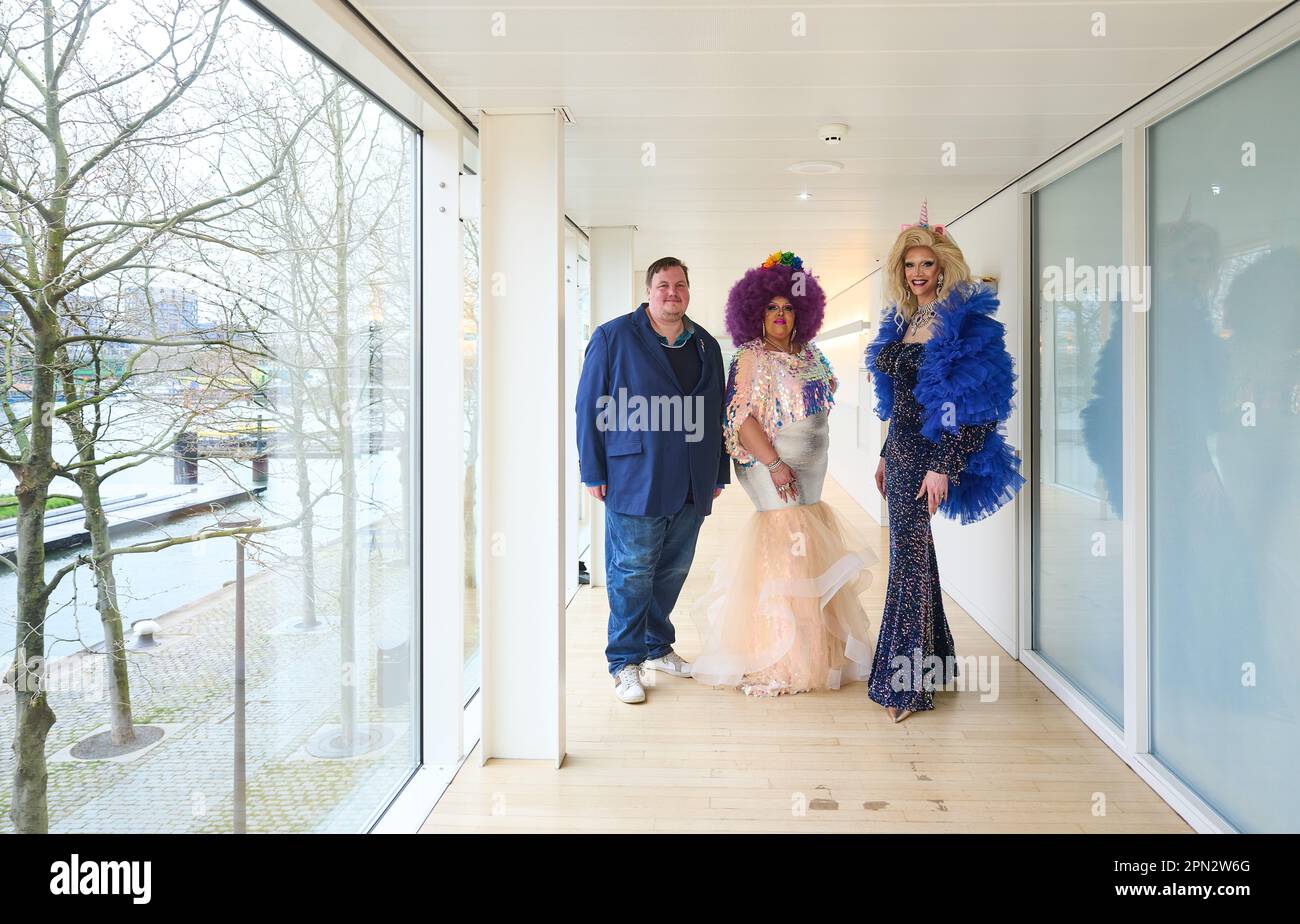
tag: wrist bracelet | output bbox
[765,457,783,472]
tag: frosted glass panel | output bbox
[1031,146,1125,725]
[1148,40,1300,832]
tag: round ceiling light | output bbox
[788,160,843,175]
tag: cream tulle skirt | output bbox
[691,413,877,696]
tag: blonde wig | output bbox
[883,226,975,323]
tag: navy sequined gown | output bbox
[869,339,995,711]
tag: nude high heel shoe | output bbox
[885,706,915,724]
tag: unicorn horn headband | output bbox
[900,198,945,236]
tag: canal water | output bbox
[1,397,409,660]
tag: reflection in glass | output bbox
[1031,146,1125,725]
[1148,39,1300,832]
[461,165,482,699]
[575,252,592,580]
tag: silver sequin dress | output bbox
[691,341,877,696]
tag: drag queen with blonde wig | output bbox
[865,204,1024,722]
[691,251,876,697]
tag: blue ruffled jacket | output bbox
[865,281,1025,524]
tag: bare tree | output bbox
[233,49,412,752]
[0,0,319,832]
[310,76,408,752]
[49,282,266,749]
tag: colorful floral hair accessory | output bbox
[760,250,804,272]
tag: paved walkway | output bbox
[1,525,416,833]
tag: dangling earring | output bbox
[937,272,945,293]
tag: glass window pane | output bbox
[461,158,482,701]
[0,0,417,832]
[1148,39,1300,833]
[1031,145,1125,725]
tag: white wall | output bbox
[585,227,637,588]
[932,188,1024,658]
[824,189,1024,659]
[824,271,886,524]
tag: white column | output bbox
[479,109,566,765]
[585,226,637,587]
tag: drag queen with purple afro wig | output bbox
[690,252,876,697]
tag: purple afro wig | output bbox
[724,257,827,347]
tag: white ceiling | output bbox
[353,0,1287,331]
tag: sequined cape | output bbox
[865,281,1026,524]
[723,339,837,467]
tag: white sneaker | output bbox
[644,650,693,678]
[613,664,646,703]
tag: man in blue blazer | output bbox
[576,257,729,703]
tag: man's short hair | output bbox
[645,257,690,290]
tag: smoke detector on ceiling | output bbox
[818,122,850,145]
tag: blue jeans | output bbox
[604,502,705,677]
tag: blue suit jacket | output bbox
[576,305,730,517]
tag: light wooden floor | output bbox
[421,477,1192,833]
